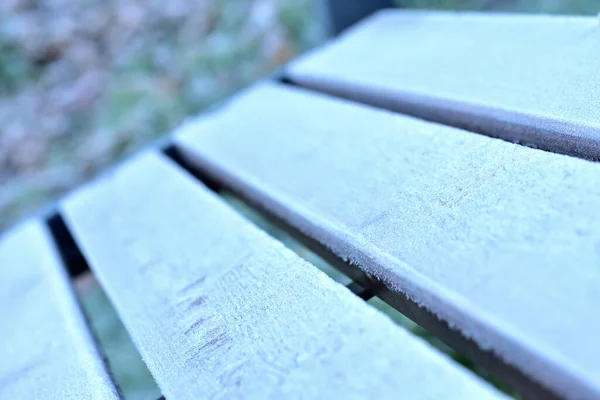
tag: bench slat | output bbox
[0,221,120,399]
[62,152,504,400]
[286,10,600,160]
[175,82,600,400]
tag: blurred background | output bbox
[1,0,599,233]
[1,0,598,399]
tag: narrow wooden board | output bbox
[174,82,600,400]
[0,221,120,399]
[61,152,505,400]
[286,10,600,160]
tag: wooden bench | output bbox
[2,9,600,400]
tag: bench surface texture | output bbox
[2,9,599,400]
[0,222,119,399]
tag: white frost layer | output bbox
[0,221,120,399]
[288,10,600,159]
[62,151,505,400]
[175,82,600,400]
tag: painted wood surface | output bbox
[62,152,505,400]
[175,82,600,400]
[0,221,120,399]
[286,10,600,160]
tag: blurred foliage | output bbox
[0,0,323,232]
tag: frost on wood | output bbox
[175,82,600,400]
[287,10,600,160]
[0,221,119,399]
[62,152,504,400]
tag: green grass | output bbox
[77,278,161,400]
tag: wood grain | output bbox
[62,151,505,400]
[286,10,600,160]
[0,221,120,399]
[174,82,600,400]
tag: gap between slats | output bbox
[277,76,600,163]
[0,222,122,398]
[45,213,163,400]
[59,152,511,399]
[164,145,555,400]
[40,148,521,399]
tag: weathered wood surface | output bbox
[175,82,600,400]
[286,10,600,160]
[0,221,120,399]
[62,152,505,400]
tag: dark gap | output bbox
[218,187,528,399]
[73,271,163,400]
[345,281,374,301]
[47,213,89,277]
[220,190,352,286]
[51,249,125,399]
[367,297,525,397]
[325,0,395,35]
[165,146,353,285]
[164,145,562,400]
[163,146,222,193]
[47,213,162,400]
[277,75,295,86]
[276,76,600,162]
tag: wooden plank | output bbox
[61,152,505,400]
[174,82,600,400]
[285,10,600,160]
[0,221,120,399]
